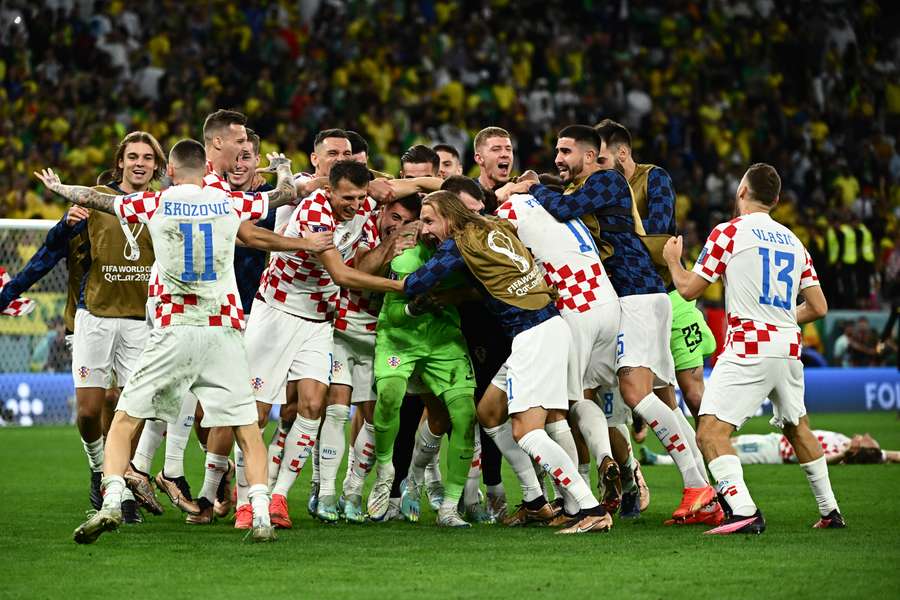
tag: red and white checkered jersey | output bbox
[693,212,819,360]
[334,211,382,334]
[274,172,313,233]
[779,430,850,462]
[495,194,618,313]
[114,184,268,329]
[257,190,377,321]
[147,163,234,298]
[0,267,35,316]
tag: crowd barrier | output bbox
[2,368,898,426]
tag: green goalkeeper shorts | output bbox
[669,290,717,371]
[374,339,476,398]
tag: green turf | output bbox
[1,412,899,599]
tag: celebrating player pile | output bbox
[9,108,845,544]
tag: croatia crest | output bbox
[250,377,264,392]
[77,366,90,382]
[387,356,401,369]
[332,360,343,375]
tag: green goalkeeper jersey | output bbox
[376,242,465,353]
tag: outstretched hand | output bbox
[34,168,64,195]
[257,152,292,173]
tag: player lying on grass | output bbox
[663,162,845,534]
[36,140,334,544]
[642,430,900,466]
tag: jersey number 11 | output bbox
[180,222,217,282]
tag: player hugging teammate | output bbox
[6,109,843,543]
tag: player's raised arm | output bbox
[34,168,116,214]
[663,235,709,301]
[255,153,298,208]
[384,176,443,201]
[236,221,334,254]
[354,221,419,274]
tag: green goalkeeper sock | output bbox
[374,377,408,467]
[441,389,476,505]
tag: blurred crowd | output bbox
[1,0,898,351]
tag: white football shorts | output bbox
[72,309,150,389]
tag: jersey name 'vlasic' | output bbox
[693,212,819,359]
[257,190,376,321]
[496,194,618,313]
[114,184,268,329]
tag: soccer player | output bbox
[509,125,715,522]
[642,431,900,466]
[473,127,514,193]
[394,190,612,534]
[594,119,717,521]
[400,144,441,179]
[38,140,329,543]
[433,143,463,179]
[362,196,479,527]
[246,159,408,529]
[663,162,844,533]
[493,177,621,521]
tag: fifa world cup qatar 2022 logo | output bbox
[487,231,530,273]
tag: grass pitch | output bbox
[2,412,899,599]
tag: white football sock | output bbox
[122,487,135,503]
[672,406,708,483]
[318,404,350,498]
[570,399,612,463]
[271,416,319,497]
[235,443,249,508]
[248,483,271,528]
[82,437,104,473]
[578,463,590,485]
[708,454,757,517]
[483,421,543,502]
[634,394,706,488]
[132,419,164,474]
[101,475,125,509]
[198,453,229,505]
[518,428,599,511]
[800,455,839,516]
[343,420,376,497]
[424,447,442,487]
[409,419,442,485]
[163,392,197,478]
[463,426,482,505]
[266,419,290,488]
[545,419,580,515]
[342,443,356,492]
[486,483,505,497]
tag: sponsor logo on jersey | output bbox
[387,355,401,368]
[310,225,330,233]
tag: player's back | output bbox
[497,194,618,311]
[149,184,240,322]
[711,212,816,358]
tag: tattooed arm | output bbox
[256,153,298,209]
[34,169,116,214]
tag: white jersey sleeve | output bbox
[495,194,618,313]
[693,212,812,359]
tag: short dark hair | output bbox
[202,109,247,144]
[314,128,348,150]
[389,193,422,216]
[401,144,439,174]
[744,163,781,205]
[558,125,600,150]
[432,143,460,161]
[594,119,632,149]
[329,159,371,188]
[345,130,369,155]
[246,128,260,156]
[539,172,565,192]
[169,139,207,172]
[441,175,484,202]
